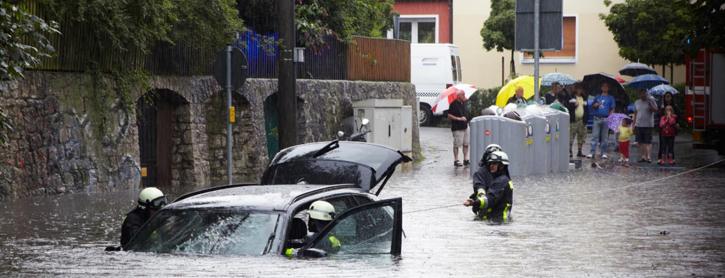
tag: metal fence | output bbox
[26,19,409,81]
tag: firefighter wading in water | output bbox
[463,148,514,223]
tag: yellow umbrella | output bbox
[495,75,540,107]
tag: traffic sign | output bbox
[514,0,563,51]
[213,47,248,91]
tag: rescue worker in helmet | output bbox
[120,187,167,249]
[472,144,506,196]
[284,200,341,257]
[464,150,514,224]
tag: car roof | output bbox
[267,141,411,183]
[167,184,365,211]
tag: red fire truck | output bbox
[685,49,725,154]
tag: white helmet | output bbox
[487,150,510,166]
[308,200,336,221]
[485,144,503,153]
[138,187,167,210]
[481,144,503,165]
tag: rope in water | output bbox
[403,158,725,215]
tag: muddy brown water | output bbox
[1,127,724,277]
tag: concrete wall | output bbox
[0,72,418,200]
[452,0,686,89]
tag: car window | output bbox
[265,160,373,189]
[126,209,279,256]
[312,204,395,255]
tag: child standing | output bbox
[618,118,634,166]
[659,105,678,165]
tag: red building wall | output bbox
[394,1,451,43]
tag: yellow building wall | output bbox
[453,0,686,90]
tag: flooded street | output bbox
[2,127,725,277]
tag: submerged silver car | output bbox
[124,141,411,257]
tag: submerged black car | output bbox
[124,141,411,257]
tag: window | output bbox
[417,22,436,43]
[399,22,412,42]
[313,204,396,255]
[127,209,280,256]
[523,16,577,63]
[388,16,438,43]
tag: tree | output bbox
[601,0,693,68]
[685,0,725,52]
[236,0,395,48]
[0,1,59,145]
[480,0,516,79]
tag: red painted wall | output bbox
[394,1,451,43]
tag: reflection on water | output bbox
[1,127,724,276]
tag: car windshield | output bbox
[126,209,279,256]
[264,159,374,189]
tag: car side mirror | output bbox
[300,248,327,258]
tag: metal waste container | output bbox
[522,113,548,175]
[469,115,527,177]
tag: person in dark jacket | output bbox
[464,150,513,224]
[507,86,529,106]
[545,82,562,105]
[120,187,167,249]
[472,144,507,195]
[565,83,588,158]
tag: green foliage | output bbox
[601,0,693,66]
[480,0,516,78]
[467,87,501,118]
[297,0,394,48]
[169,0,243,50]
[0,2,59,80]
[0,1,59,145]
[35,0,242,67]
[237,0,394,48]
[685,0,725,53]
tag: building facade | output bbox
[453,0,685,90]
[391,0,453,44]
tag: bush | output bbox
[466,87,501,119]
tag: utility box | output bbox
[353,99,412,152]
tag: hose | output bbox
[403,158,725,215]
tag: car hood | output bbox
[261,141,412,192]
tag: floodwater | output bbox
[2,127,725,277]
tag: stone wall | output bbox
[0,72,418,200]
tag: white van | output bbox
[411,43,462,125]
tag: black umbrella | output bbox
[582,72,630,109]
[619,62,657,77]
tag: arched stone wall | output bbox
[136,89,195,192]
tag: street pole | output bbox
[533,0,540,103]
[278,0,297,149]
[226,45,233,185]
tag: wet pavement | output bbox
[2,127,725,277]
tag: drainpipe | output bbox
[448,0,453,43]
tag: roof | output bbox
[167,184,362,211]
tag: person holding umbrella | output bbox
[633,89,659,163]
[507,86,529,106]
[447,89,470,167]
[588,82,616,165]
